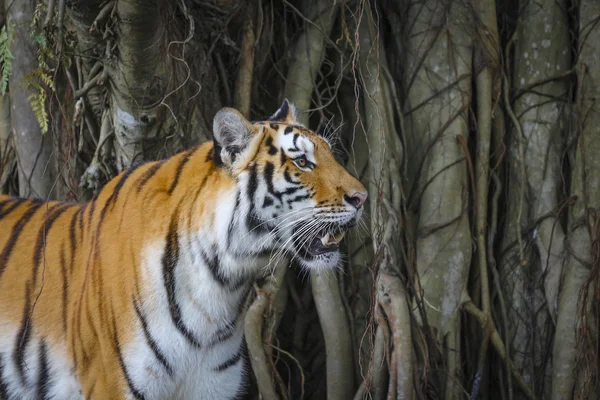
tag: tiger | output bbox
[0,100,367,399]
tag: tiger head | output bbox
[212,100,367,271]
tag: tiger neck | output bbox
[170,166,275,316]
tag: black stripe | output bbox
[201,249,226,286]
[268,100,289,122]
[215,347,242,372]
[283,126,294,135]
[287,194,311,206]
[262,196,274,208]
[263,162,281,200]
[206,287,252,346]
[208,285,252,348]
[0,201,44,279]
[283,168,299,184]
[13,286,32,386]
[85,380,97,399]
[136,160,165,193]
[264,165,303,200]
[280,149,287,165]
[246,212,268,235]
[192,170,212,206]
[162,208,202,348]
[269,123,279,130]
[32,203,71,287]
[90,159,143,238]
[36,340,50,400]
[206,147,214,162]
[69,207,82,274]
[281,186,301,197]
[59,244,69,335]
[246,164,267,234]
[111,313,146,400]
[226,191,241,249]
[103,165,139,215]
[247,164,259,199]
[212,142,223,166]
[233,339,251,399]
[90,164,139,269]
[208,321,236,347]
[0,198,24,219]
[292,133,299,147]
[168,149,195,195]
[265,136,278,155]
[133,299,174,376]
[87,200,95,226]
[78,203,85,237]
[0,353,10,400]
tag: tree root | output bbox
[377,270,414,400]
[353,324,387,400]
[245,264,287,400]
[463,301,537,400]
[312,271,355,399]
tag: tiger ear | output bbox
[268,99,298,124]
[213,108,258,167]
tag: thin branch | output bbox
[74,68,107,100]
[233,2,256,118]
[503,34,527,266]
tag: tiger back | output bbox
[0,100,367,400]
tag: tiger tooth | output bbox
[321,234,331,246]
[334,231,345,243]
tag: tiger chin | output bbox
[0,100,366,399]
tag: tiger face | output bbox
[213,100,367,271]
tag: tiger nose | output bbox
[344,192,368,209]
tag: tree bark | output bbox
[401,1,473,395]
[6,0,57,199]
[552,2,600,398]
[357,3,408,398]
[111,0,165,169]
[402,0,472,329]
[283,0,339,125]
[500,0,571,395]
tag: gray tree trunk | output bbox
[552,1,600,398]
[402,1,473,395]
[6,0,57,199]
[500,0,571,396]
[110,0,165,169]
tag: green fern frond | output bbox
[23,69,52,134]
[27,90,49,134]
[0,24,14,95]
[23,1,78,135]
[31,2,45,27]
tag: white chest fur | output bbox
[123,237,269,400]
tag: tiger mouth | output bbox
[305,230,346,256]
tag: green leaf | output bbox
[0,24,14,95]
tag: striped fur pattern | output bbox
[0,100,367,399]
